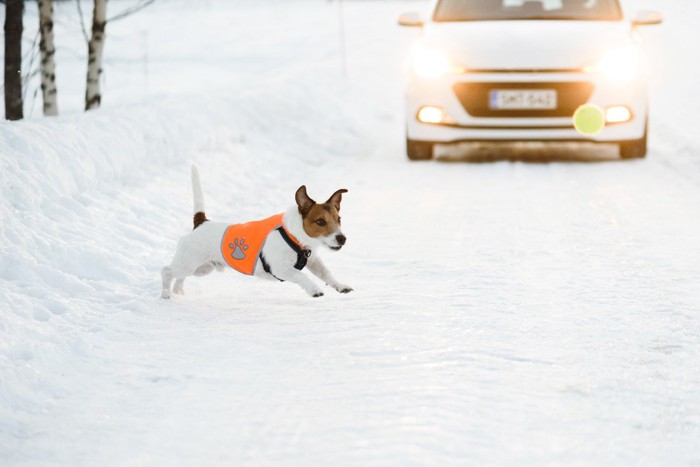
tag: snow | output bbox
[1,0,700,465]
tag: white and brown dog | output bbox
[161,166,352,298]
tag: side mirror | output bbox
[398,11,424,27]
[632,10,663,26]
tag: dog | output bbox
[160,166,353,299]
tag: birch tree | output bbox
[85,0,107,111]
[38,0,58,116]
[4,0,24,120]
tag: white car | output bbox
[399,0,662,160]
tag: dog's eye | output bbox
[315,219,326,226]
[337,217,341,224]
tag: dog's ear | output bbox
[326,189,348,211]
[295,185,316,215]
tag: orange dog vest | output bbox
[220,213,309,277]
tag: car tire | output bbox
[406,139,434,160]
[619,123,648,159]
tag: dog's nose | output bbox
[336,234,346,246]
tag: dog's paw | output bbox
[334,284,353,294]
[304,284,325,298]
[160,290,171,299]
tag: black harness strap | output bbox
[276,227,311,271]
[259,252,284,282]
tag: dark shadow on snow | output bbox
[435,142,621,163]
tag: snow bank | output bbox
[0,96,237,455]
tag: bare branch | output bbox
[22,32,41,103]
[76,0,90,44]
[108,0,157,23]
[22,69,41,102]
[22,30,40,61]
[28,85,41,118]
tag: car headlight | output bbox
[412,45,451,79]
[596,45,639,82]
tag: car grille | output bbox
[453,82,594,118]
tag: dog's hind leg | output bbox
[193,261,216,276]
[166,255,201,297]
[161,266,174,299]
[171,261,215,295]
[173,278,185,295]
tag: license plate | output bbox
[489,89,557,110]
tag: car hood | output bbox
[422,20,634,70]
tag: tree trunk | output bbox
[85,0,107,111]
[38,0,58,116]
[4,0,24,120]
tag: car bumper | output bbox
[406,71,647,143]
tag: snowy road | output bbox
[2,1,700,465]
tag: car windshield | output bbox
[434,0,622,22]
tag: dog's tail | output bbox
[191,165,208,229]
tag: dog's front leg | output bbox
[273,267,325,298]
[306,255,353,294]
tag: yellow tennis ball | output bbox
[573,104,605,136]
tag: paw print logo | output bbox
[229,238,249,260]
